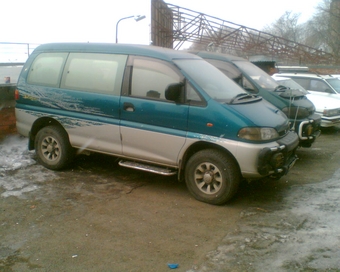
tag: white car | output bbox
[275,73,340,97]
[273,76,340,127]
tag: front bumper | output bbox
[319,114,340,127]
[294,114,321,147]
[257,131,299,178]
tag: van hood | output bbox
[226,99,290,135]
[261,88,315,113]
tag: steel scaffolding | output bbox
[151,0,339,66]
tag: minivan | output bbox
[192,51,321,148]
[15,43,299,205]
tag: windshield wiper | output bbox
[274,85,288,92]
[229,93,262,104]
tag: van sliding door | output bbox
[59,53,128,154]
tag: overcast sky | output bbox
[1,0,322,45]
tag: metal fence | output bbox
[0,42,39,63]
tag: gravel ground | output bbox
[1,126,340,271]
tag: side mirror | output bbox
[165,83,184,103]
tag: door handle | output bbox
[123,102,135,112]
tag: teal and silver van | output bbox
[192,51,321,148]
[15,43,298,205]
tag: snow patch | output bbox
[0,135,56,198]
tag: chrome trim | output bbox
[119,160,177,176]
[298,119,315,140]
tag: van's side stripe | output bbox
[16,106,120,128]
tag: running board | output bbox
[118,160,177,176]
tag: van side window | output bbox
[204,58,258,93]
[242,76,258,93]
[130,58,182,100]
[27,53,67,87]
[61,53,127,95]
[205,59,241,80]
[186,82,205,106]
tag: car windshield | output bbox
[174,59,248,102]
[326,78,340,93]
[234,60,279,90]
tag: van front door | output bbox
[120,56,188,166]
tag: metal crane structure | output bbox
[151,0,339,66]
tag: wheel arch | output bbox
[178,141,241,180]
[28,117,67,150]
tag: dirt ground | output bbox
[1,126,340,272]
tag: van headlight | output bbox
[282,107,309,119]
[238,127,279,141]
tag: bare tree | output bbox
[262,0,340,60]
[314,0,340,56]
[262,11,303,43]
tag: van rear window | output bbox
[61,53,127,95]
[27,53,67,87]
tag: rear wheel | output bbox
[185,149,241,205]
[35,126,74,170]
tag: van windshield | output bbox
[174,59,247,102]
[234,60,279,90]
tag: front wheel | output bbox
[185,149,241,205]
[35,126,74,170]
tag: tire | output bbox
[35,126,74,170]
[185,149,241,205]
